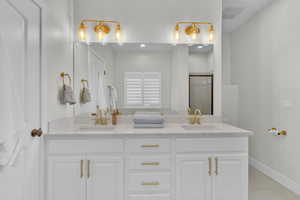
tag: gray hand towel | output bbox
[61,84,76,105]
[80,87,91,104]
[133,112,164,124]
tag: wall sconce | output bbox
[78,20,122,43]
[173,22,214,44]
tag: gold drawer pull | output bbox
[141,162,160,166]
[80,160,84,178]
[215,157,219,175]
[141,181,160,186]
[87,160,90,178]
[141,144,160,148]
[208,157,212,176]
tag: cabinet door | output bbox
[176,155,212,200]
[213,154,248,200]
[47,156,85,200]
[87,156,123,200]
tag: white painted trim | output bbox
[249,157,300,196]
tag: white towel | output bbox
[108,85,118,110]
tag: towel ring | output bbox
[81,79,89,88]
[60,72,72,86]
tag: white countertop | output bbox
[46,123,253,137]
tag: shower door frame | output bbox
[189,74,214,115]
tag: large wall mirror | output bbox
[74,42,214,115]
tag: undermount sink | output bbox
[181,123,220,131]
[79,124,116,131]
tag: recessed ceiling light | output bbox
[197,45,204,49]
[140,44,146,48]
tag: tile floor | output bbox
[249,167,300,200]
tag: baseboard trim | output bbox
[250,157,300,196]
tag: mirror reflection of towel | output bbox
[108,85,118,110]
[60,84,76,105]
[80,87,91,104]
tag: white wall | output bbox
[74,0,221,44]
[189,53,210,73]
[45,0,75,121]
[230,0,300,190]
[171,45,189,112]
[222,34,232,85]
[114,50,172,109]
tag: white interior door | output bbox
[0,0,42,200]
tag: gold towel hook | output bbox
[81,79,89,88]
[60,72,72,86]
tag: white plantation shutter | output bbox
[125,72,143,107]
[143,72,161,107]
[125,72,161,108]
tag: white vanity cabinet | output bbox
[176,154,248,200]
[46,139,124,200]
[45,135,249,200]
[176,155,212,200]
[86,156,123,200]
[47,155,85,200]
[213,154,248,200]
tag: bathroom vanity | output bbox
[44,122,252,200]
[42,41,253,200]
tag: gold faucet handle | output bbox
[194,109,202,116]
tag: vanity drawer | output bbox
[127,156,171,171]
[176,138,248,153]
[47,139,123,154]
[128,194,170,200]
[128,172,171,192]
[126,139,170,153]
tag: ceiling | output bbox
[223,0,274,32]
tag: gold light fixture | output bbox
[174,24,180,41]
[78,23,87,41]
[115,24,122,41]
[78,20,122,42]
[174,22,214,43]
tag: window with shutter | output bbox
[124,72,161,108]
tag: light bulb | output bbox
[97,31,104,41]
[209,32,214,43]
[174,24,180,41]
[78,23,87,41]
[209,25,214,43]
[174,31,180,41]
[191,32,197,41]
[115,24,122,41]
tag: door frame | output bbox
[188,74,214,115]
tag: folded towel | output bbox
[60,84,76,105]
[134,123,164,128]
[133,112,164,124]
[80,87,91,104]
